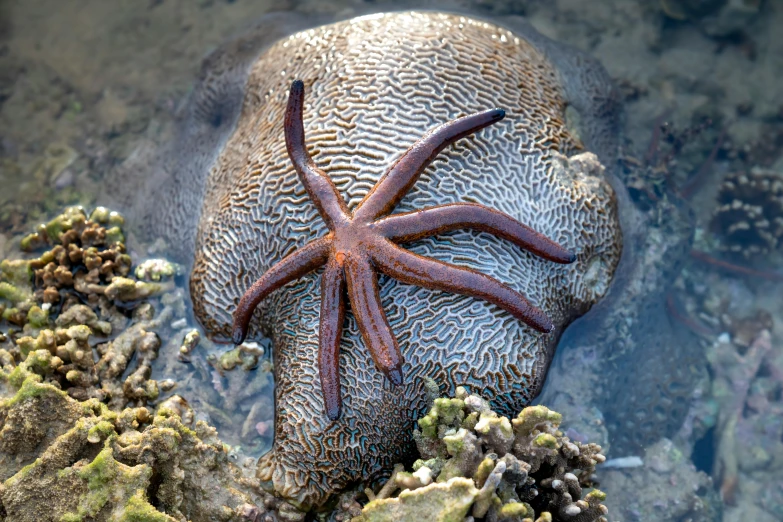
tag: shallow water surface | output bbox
[1,0,782,520]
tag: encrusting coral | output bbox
[354,388,608,522]
[0,356,275,521]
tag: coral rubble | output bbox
[707,328,783,521]
[712,169,783,258]
[355,388,608,522]
[0,358,275,521]
[600,439,720,521]
[0,206,289,520]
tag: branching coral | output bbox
[356,388,608,522]
[0,206,186,411]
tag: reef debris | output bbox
[0,206,292,520]
[670,261,783,521]
[707,326,783,520]
[354,388,608,522]
[0,355,283,521]
[711,169,783,258]
[599,438,720,521]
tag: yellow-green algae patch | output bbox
[361,477,478,522]
[60,443,174,522]
[0,349,270,520]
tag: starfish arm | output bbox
[319,256,346,421]
[370,239,554,333]
[375,203,576,264]
[343,254,404,385]
[232,236,332,344]
[354,108,506,222]
[285,80,349,228]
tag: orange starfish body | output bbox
[233,80,576,420]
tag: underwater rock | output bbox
[540,191,698,456]
[355,388,608,522]
[659,0,760,36]
[700,0,762,37]
[0,360,281,521]
[659,0,726,20]
[600,439,720,521]
[540,116,706,456]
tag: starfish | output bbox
[232,80,576,420]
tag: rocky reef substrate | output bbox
[0,207,610,521]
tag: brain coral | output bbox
[109,11,624,507]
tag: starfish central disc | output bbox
[330,223,373,256]
[232,80,576,420]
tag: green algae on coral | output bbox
[0,259,32,288]
[0,350,276,521]
[104,277,173,302]
[44,206,87,243]
[60,443,174,522]
[1,370,63,407]
[512,405,562,434]
[0,281,30,305]
[89,207,125,229]
[360,477,478,522]
[135,258,181,282]
[362,389,608,522]
[26,305,50,328]
[417,397,466,439]
[218,345,259,371]
[533,433,559,449]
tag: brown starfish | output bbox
[233,80,576,420]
